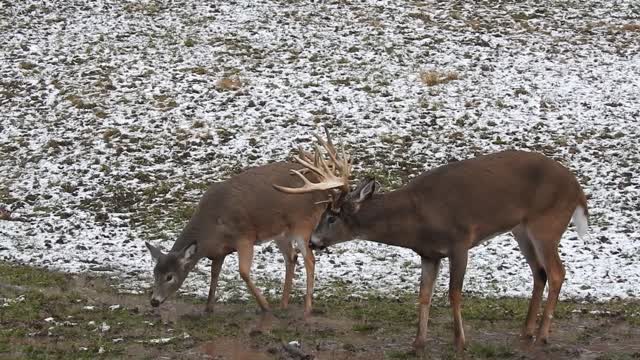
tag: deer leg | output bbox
[535,246,565,344]
[413,257,441,349]
[302,245,315,319]
[528,215,569,345]
[513,225,546,339]
[449,250,468,352]
[276,238,297,310]
[237,241,270,312]
[205,255,226,313]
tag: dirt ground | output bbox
[1,263,639,360]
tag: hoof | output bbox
[412,338,426,350]
[303,306,313,320]
[520,332,535,341]
[534,336,549,346]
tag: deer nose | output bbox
[150,298,160,307]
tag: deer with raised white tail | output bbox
[145,158,331,318]
[274,134,588,351]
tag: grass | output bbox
[621,24,640,32]
[1,262,639,359]
[65,94,97,110]
[216,75,243,91]
[124,1,161,15]
[467,342,515,359]
[419,70,459,86]
[18,62,37,70]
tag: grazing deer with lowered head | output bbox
[274,136,589,351]
[145,158,330,317]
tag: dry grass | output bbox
[216,76,243,91]
[622,23,640,32]
[419,70,459,86]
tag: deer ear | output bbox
[145,242,165,262]
[355,179,377,203]
[179,243,198,266]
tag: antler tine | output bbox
[313,131,343,173]
[298,145,314,163]
[274,127,352,195]
[292,154,324,177]
[274,168,345,194]
[341,146,352,179]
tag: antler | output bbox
[313,127,351,183]
[274,127,352,194]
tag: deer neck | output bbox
[350,189,416,249]
[171,218,203,252]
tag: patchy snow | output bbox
[1,294,25,307]
[99,322,111,333]
[1,0,639,303]
[142,337,175,345]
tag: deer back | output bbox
[178,162,327,257]
[389,150,584,247]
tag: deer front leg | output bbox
[449,250,468,352]
[206,256,226,313]
[237,241,271,312]
[281,254,297,309]
[302,246,315,319]
[413,257,441,349]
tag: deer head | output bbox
[273,127,369,249]
[309,178,379,249]
[145,242,199,307]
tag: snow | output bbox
[1,0,639,303]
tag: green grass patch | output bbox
[467,342,515,359]
[0,263,66,288]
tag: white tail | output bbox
[572,205,590,241]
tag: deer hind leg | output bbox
[237,240,270,312]
[206,255,226,313]
[448,249,469,352]
[275,238,297,310]
[512,224,546,339]
[527,212,571,345]
[413,257,441,349]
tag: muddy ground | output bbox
[1,263,639,359]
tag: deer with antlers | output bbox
[274,130,589,351]
[145,156,331,318]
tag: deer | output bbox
[144,158,330,318]
[274,132,589,351]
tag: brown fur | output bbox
[310,150,588,350]
[148,162,327,317]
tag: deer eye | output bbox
[166,275,174,282]
[327,216,336,224]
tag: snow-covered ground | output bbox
[1,0,639,302]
